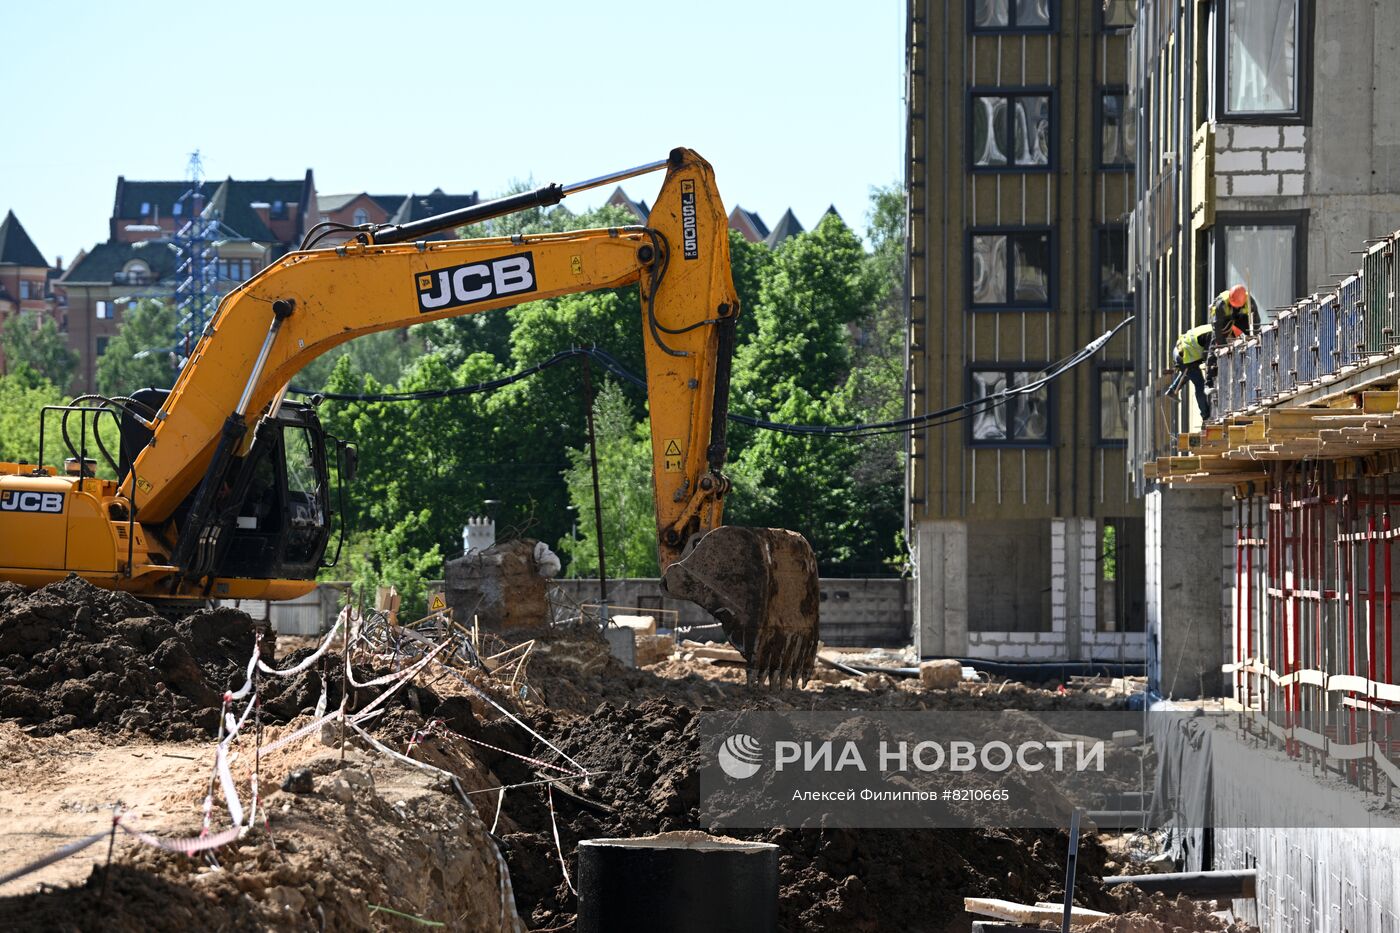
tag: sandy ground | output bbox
[0,725,211,893]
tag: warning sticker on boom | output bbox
[663,439,683,473]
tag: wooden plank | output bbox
[1362,390,1398,414]
[963,898,1110,926]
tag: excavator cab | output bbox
[118,392,348,583]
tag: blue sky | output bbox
[0,1,904,264]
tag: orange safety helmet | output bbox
[1228,284,1248,308]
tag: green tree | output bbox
[0,369,65,463]
[96,299,179,395]
[1,311,78,390]
[559,380,659,578]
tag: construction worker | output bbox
[1167,323,1215,420]
[1209,284,1257,342]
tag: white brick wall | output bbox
[1213,122,1307,200]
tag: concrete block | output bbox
[1025,644,1060,659]
[1231,126,1281,149]
[1279,125,1305,148]
[604,627,635,667]
[1216,175,1232,198]
[1008,632,1035,643]
[1231,173,1280,196]
[635,633,674,666]
[919,658,963,689]
[1216,149,1264,172]
[1279,172,1305,196]
[997,643,1029,659]
[1265,149,1306,172]
[612,614,656,636]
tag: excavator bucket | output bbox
[661,526,820,687]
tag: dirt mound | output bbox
[0,863,265,932]
[491,697,1117,931]
[1080,886,1253,932]
[0,577,265,739]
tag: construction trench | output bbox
[0,574,1259,932]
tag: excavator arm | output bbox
[0,148,818,684]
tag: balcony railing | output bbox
[1212,232,1396,419]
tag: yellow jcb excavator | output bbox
[0,149,818,685]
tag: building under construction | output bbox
[1124,0,1400,928]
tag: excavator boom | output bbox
[0,148,819,684]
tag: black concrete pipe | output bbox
[576,833,779,933]
[1103,869,1256,899]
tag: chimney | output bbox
[462,517,496,554]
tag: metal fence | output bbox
[1212,234,1398,418]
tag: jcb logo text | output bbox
[415,252,537,313]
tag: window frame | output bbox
[1097,0,1135,33]
[1214,0,1313,125]
[966,363,1055,449]
[966,225,1056,312]
[968,86,1056,173]
[1213,210,1309,318]
[1093,224,1133,310]
[1093,363,1132,448]
[1095,85,1134,172]
[969,0,1055,34]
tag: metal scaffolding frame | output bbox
[1230,461,1400,795]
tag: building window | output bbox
[124,261,149,285]
[1100,0,1135,30]
[1215,211,1307,324]
[1096,366,1131,446]
[353,207,370,226]
[968,366,1052,446]
[969,228,1053,311]
[1096,226,1131,308]
[96,336,110,357]
[242,259,254,279]
[971,0,1052,32]
[1220,0,1307,121]
[172,202,183,217]
[95,300,111,320]
[971,90,1052,169]
[18,280,33,300]
[272,200,286,219]
[139,202,151,216]
[1098,88,1135,169]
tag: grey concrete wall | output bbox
[1146,488,1228,698]
[916,516,1146,661]
[552,577,911,648]
[913,520,968,657]
[967,519,1052,633]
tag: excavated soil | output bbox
[0,577,263,739]
[0,583,1236,933]
[489,697,1120,931]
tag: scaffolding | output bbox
[171,151,220,365]
[1228,461,1400,796]
[1148,228,1400,797]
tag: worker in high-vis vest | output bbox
[1166,323,1215,419]
[1210,284,1257,342]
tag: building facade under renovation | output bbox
[904,0,1145,664]
[1128,0,1400,929]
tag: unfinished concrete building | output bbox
[1129,0,1400,928]
[905,0,1145,664]
[1127,0,1400,696]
